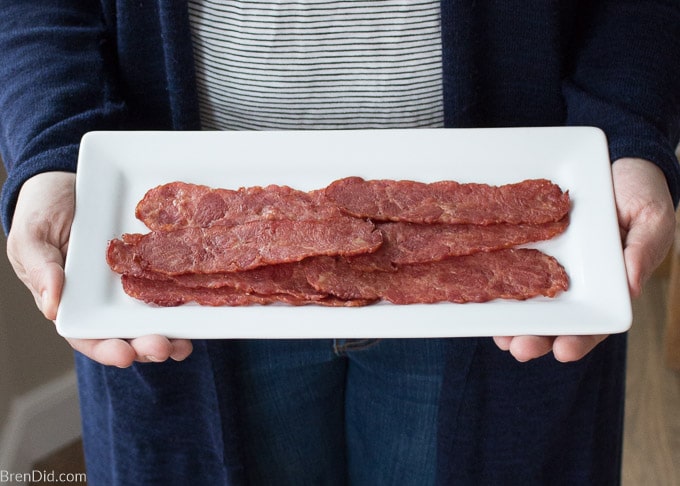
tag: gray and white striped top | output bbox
[187,0,444,130]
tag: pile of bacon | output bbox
[106,177,571,307]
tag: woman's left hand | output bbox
[493,157,676,362]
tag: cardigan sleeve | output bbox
[563,0,680,206]
[0,2,126,233]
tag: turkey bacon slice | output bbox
[107,217,382,276]
[324,177,570,225]
[305,249,568,304]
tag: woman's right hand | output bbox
[6,171,193,367]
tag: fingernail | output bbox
[145,355,163,363]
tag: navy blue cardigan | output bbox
[1,2,679,485]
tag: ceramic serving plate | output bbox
[56,127,631,339]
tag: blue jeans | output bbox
[230,338,445,486]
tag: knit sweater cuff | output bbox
[1,145,79,233]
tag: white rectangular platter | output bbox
[56,127,632,339]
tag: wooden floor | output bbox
[32,274,680,485]
[622,275,680,486]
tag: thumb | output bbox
[8,238,67,321]
[622,215,673,299]
[38,259,66,321]
[621,232,649,299]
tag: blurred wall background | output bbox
[0,168,77,470]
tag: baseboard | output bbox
[0,371,81,473]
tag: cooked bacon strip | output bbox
[347,218,569,271]
[128,261,330,301]
[305,249,568,304]
[121,275,375,307]
[107,218,383,276]
[324,177,570,225]
[136,181,331,231]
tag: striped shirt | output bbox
[187,0,444,130]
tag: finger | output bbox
[129,336,193,363]
[492,336,512,351]
[510,336,555,362]
[129,335,176,363]
[169,339,193,361]
[496,336,555,362]
[66,338,138,368]
[551,334,608,363]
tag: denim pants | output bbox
[230,338,445,485]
